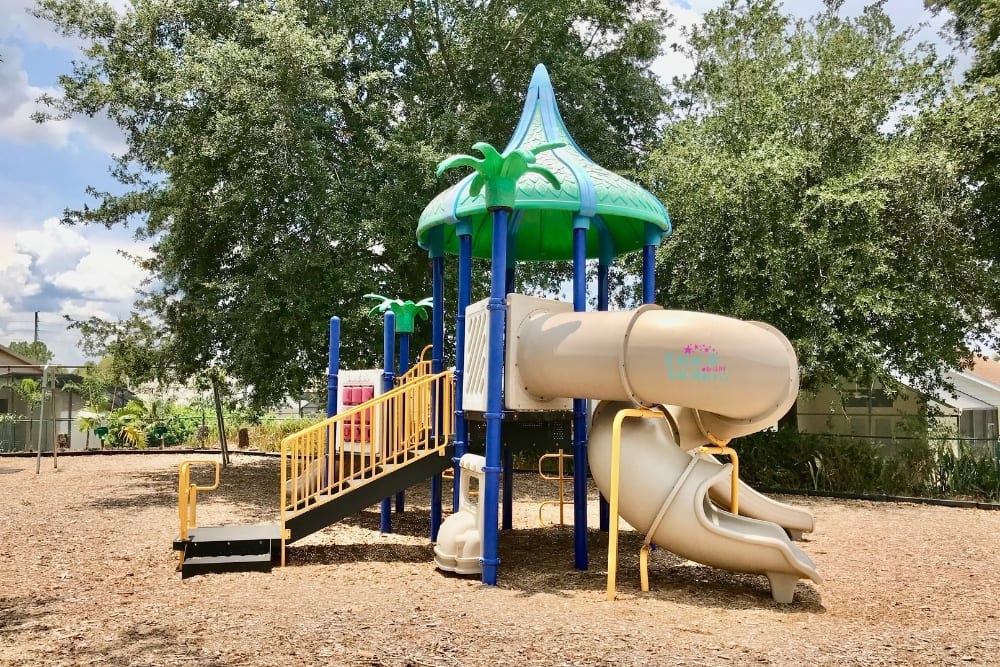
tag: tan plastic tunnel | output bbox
[513,301,799,442]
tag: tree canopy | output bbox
[7,340,55,365]
[645,0,1000,396]
[37,0,668,410]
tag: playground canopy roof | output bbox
[416,64,671,262]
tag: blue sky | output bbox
[0,0,959,364]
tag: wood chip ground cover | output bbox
[1,453,998,666]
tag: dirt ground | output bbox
[1,453,999,667]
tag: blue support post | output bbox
[481,208,509,585]
[325,317,341,487]
[395,332,410,514]
[380,312,396,534]
[430,252,445,541]
[572,218,589,570]
[597,258,611,532]
[502,259,516,531]
[643,223,658,304]
[452,228,473,511]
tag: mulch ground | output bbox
[1,452,999,666]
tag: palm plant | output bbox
[436,141,563,210]
[363,295,433,335]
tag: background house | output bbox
[0,345,112,452]
[797,358,1000,454]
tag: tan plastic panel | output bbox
[505,294,574,411]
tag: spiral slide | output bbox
[506,294,822,602]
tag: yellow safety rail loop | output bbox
[396,345,435,386]
[177,460,221,568]
[699,445,740,515]
[280,370,455,565]
[606,407,665,601]
[537,450,573,526]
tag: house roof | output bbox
[966,356,1000,388]
[0,344,42,373]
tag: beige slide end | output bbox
[588,401,823,603]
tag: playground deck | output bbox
[2,453,998,666]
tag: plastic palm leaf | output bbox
[363,294,432,334]
[437,141,565,210]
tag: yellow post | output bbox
[176,459,221,569]
[606,407,663,601]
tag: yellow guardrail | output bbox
[280,369,455,563]
[177,459,221,543]
[396,345,434,386]
[605,407,665,601]
[538,450,573,526]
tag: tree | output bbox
[927,0,1000,81]
[925,1,1000,267]
[35,0,668,411]
[8,340,54,364]
[645,0,1000,400]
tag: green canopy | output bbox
[416,64,671,261]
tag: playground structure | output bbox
[173,64,821,602]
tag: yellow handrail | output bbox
[538,450,573,526]
[177,459,221,542]
[396,345,435,386]
[699,445,739,515]
[606,408,665,601]
[280,369,455,564]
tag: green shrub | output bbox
[932,443,1000,501]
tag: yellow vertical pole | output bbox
[606,407,665,601]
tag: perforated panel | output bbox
[463,298,490,412]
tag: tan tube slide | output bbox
[515,305,798,443]
[508,296,820,600]
[588,401,822,603]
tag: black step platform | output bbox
[174,523,281,579]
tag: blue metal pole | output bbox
[452,229,473,512]
[430,253,445,541]
[380,312,396,534]
[502,261,516,531]
[572,218,589,571]
[395,332,410,514]
[326,317,341,418]
[597,259,611,532]
[325,317,341,488]
[642,224,657,304]
[482,208,509,585]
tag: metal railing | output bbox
[279,370,455,552]
[395,345,435,386]
[177,460,221,542]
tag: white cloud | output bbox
[0,0,130,49]
[53,244,148,301]
[0,252,39,302]
[0,46,127,155]
[59,299,116,323]
[651,2,706,84]
[0,213,150,363]
[15,217,90,278]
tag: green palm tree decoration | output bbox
[436,141,564,210]
[364,295,434,334]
